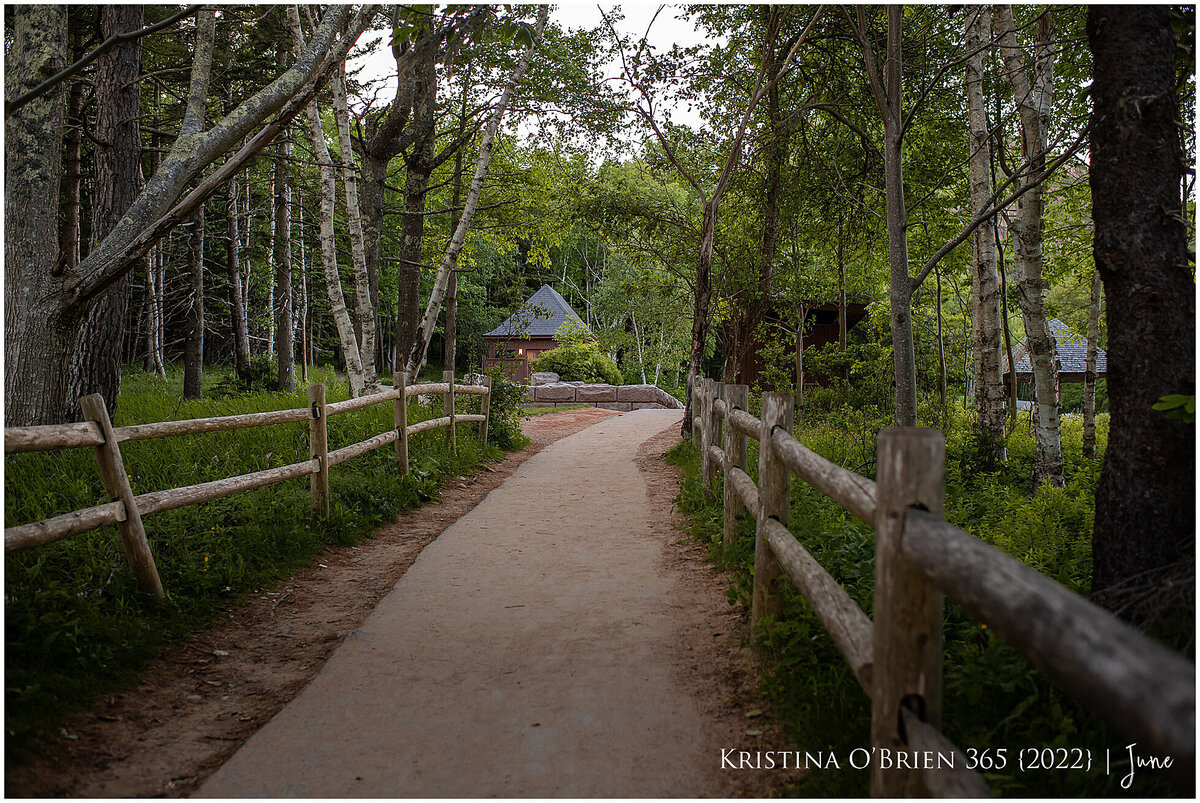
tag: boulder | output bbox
[533,382,576,402]
[576,384,617,402]
[631,402,665,410]
[531,371,560,386]
[654,388,684,409]
[616,384,660,403]
[596,402,632,412]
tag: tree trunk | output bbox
[838,220,847,350]
[332,62,378,388]
[404,7,548,381]
[1088,5,1194,612]
[995,5,1063,487]
[4,6,71,426]
[936,267,948,416]
[69,5,144,419]
[964,6,1006,449]
[441,133,468,375]
[1082,267,1101,458]
[681,202,716,438]
[227,168,251,382]
[273,131,295,392]
[61,22,87,271]
[183,206,205,399]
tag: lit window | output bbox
[518,348,524,356]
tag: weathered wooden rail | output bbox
[4,372,491,601]
[692,377,1194,796]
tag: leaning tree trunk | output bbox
[1082,267,1102,458]
[1087,5,1195,614]
[404,6,548,382]
[332,62,378,389]
[996,5,1063,487]
[680,202,716,438]
[69,5,144,420]
[182,206,206,398]
[964,5,1006,451]
[4,6,71,426]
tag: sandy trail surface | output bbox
[198,408,748,797]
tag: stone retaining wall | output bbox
[525,381,683,411]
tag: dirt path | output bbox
[7,408,799,797]
[198,409,793,797]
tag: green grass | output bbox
[668,407,1184,797]
[5,364,503,759]
[520,404,590,416]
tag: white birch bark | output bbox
[288,6,366,396]
[332,61,379,389]
[995,5,1063,486]
[965,6,1006,448]
[404,6,549,381]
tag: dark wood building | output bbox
[736,302,870,387]
[482,284,586,383]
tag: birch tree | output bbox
[403,6,549,381]
[995,5,1063,486]
[964,6,1006,451]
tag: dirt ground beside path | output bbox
[6,406,800,797]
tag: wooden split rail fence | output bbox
[692,377,1194,796]
[4,371,491,602]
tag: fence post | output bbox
[393,373,409,474]
[79,394,164,599]
[723,383,749,548]
[480,375,492,446]
[710,381,725,486]
[308,383,330,518]
[871,427,945,797]
[752,391,792,630]
[443,369,456,454]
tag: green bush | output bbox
[530,342,622,385]
[482,368,530,451]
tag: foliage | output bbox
[1152,393,1195,423]
[208,354,278,398]
[481,367,530,451]
[529,342,622,385]
[4,366,509,758]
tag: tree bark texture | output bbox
[5,6,365,425]
[995,5,1063,486]
[183,206,205,398]
[61,21,87,272]
[1082,268,1102,458]
[1087,5,1195,607]
[273,133,295,392]
[70,5,144,419]
[4,6,70,426]
[332,62,378,388]
[964,6,1006,447]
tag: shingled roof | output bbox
[484,284,587,339]
[1003,318,1107,377]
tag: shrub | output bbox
[482,368,530,451]
[530,342,622,385]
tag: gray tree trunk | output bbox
[227,168,251,382]
[70,5,144,419]
[183,206,206,399]
[4,6,70,426]
[965,6,1006,450]
[1082,267,1102,458]
[995,5,1063,486]
[273,132,295,392]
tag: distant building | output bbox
[1002,318,1107,404]
[482,284,587,383]
[737,301,870,388]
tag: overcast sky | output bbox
[351,4,716,139]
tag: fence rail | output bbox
[691,377,1194,796]
[4,376,492,600]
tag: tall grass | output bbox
[5,365,499,757]
[669,406,1182,797]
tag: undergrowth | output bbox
[667,405,1185,797]
[4,364,513,759]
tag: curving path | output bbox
[197,408,739,797]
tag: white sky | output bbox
[350,4,716,138]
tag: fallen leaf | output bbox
[213,649,229,656]
[745,729,763,736]
[744,709,764,718]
